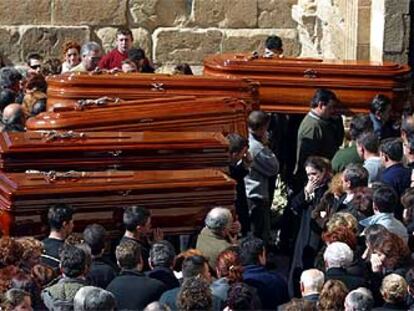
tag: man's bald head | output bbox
[2,103,25,132]
[3,103,22,122]
[300,269,325,296]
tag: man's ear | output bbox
[300,281,304,294]
[372,202,379,213]
[317,102,325,110]
[137,255,143,272]
[258,248,266,266]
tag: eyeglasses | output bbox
[30,64,41,70]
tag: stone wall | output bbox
[292,0,370,60]
[0,0,301,72]
[0,0,410,69]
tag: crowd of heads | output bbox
[0,26,196,133]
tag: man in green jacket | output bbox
[294,89,344,189]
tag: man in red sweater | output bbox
[99,27,133,70]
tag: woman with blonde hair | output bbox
[326,212,359,235]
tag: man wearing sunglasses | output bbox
[26,52,43,75]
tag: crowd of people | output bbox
[0,27,193,132]
[0,27,413,311]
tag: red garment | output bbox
[98,48,128,70]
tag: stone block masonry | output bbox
[0,0,300,70]
[0,0,409,68]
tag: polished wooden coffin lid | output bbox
[50,96,198,112]
[204,53,412,114]
[27,96,249,136]
[0,169,236,236]
[0,131,230,171]
[46,72,259,109]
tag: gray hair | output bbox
[80,41,101,57]
[300,269,325,293]
[144,302,170,311]
[74,286,116,311]
[345,287,374,311]
[149,240,176,268]
[205,207,232,233]
[324,241,353,269]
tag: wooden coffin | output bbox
[0,131,230,172]
[0,169,236,237]
[46,72,259,110]
[26,97,249,137]
[50,96,199,112]
[204,53,412,115]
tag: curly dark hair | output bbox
[318,280,348,310]
[0,237,23,267]
[177,277,212,311]
[226,282,260,310]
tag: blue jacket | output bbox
[380,163,411,198]
[243,265,289,310]
[360,212,408,243]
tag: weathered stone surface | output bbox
[153,28,223,65]
[95,27,152,58]
[0,27,22,64]
[95,28,118,53]
[357,44,370,60]
[358,7,371,44]
[258,0,297,28]
[53,0,127,25]
[222,29,300,57]
[129,0,188,31]
[20,27,90,62]
[0,0,51,25]
[359,0,371,7]
[384,52,409,64]
[131,29,152,59]
[385,0,409,15]
[192,0,258,28]
[383,14,405,53]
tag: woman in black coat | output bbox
[288,156,332,297]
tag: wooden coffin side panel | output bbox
[203,53,412,115]
[0,131,230,172]
[0,169,236,237]
[46,72,260,109]
[27,97,249,137]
